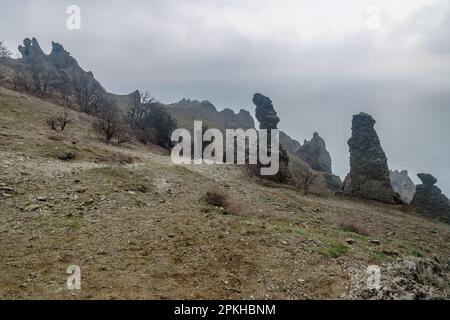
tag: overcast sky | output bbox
[1,0,450,193]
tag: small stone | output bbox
[27,204,40,212]
[37,196,47,202]
[76,188,87,194]
[346,238,356,245]
[84,199,95,205]
[369,239,381,246]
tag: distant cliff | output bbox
[1,37,137,110]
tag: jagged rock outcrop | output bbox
[411,173,450,223]
[341,112,400,204]
[18,38,45,61]
[390,170,416,204]
[296,132,332,174]
[252,93,291,184]
[49,41,78,68]
[4,38,137,110]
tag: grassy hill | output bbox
[1,87,450,299]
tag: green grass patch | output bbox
[329,224,370,240]
[37,214,82,231]
[317,241,349,258]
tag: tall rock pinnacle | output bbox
[252,93,291,184]
[341,112,399,204]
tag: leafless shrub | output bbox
[53,72,72,106]
[93,105,125,142]
[0,40,11,58]
[205,190,229,207]
[294,168,317,195]
[127,91,177,149]
[115,126,132,144]
[46,118,58,131]
[72,75,104,113]
[204,190,243,215]
[29,65,58,95]
[46,109,72,132]
[13,66,33,91]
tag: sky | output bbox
[1,0,450,194]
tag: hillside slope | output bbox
[1,87,450,299]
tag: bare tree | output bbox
[0,40,11,58]
[57,109,72,132]
[0,41,8,83]
[73,75,102,113]
[29,65,58,95]
[115,125,132,144]
[128,90,156,121]
[46,109,72,132]
[46,118,58,131]
[53,72,72,106]
[127,91,176,148]
[13,66,33,91]
[93,105,124,141]
[294,168,317,195]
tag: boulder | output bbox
[411,173,450,223]
[390,170,416,204]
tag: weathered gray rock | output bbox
[345,256,450,300]
[390,170,416,204]
[18,37,45,60]
[253,93,280,130]
[49,41,78,68]
[341,113,399,204]
[296,132,332,174]
[252,93,291,184]
[411,173,450,223]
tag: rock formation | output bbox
[411,173,450,223]
[252,93,291,184]
[253,93,280,130]
[4,38,137,110]
[296,132,332,174]
[18,38,45,61]
[341,112,399,204]
[390,170,416,204]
